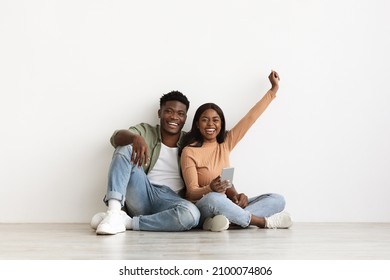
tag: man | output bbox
[91,91,200,234]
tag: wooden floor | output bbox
[0,222,389,260]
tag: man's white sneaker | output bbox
[90,211,132,230]
[95,210,130,235]
[203,215,230,232]
[265,212,292,229]
[90,212,106,229]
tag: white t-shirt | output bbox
[147,143,184,193]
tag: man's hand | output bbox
[131,135,150,167]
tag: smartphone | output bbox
[221,167,234,184]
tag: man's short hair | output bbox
[160,90,190,111]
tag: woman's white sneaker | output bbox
[203,215,230,232]
[265,212,292,229]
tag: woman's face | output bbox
[196,108,222,143]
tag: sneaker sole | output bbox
[96,224,126,235]
[91,211,132,230]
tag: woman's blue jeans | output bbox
[103,145,200,231]
[195,192,286,227]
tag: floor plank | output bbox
[0,223,389,260]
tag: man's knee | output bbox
[113,145,133,158]
[177,203,200,230]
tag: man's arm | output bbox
[110,129,150,167]
[110,129,139,147]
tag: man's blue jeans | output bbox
[195,192,286,227]
[103,145,200,231]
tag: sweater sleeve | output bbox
[180,147,212,202]
[226,89,277,150]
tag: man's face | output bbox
[158,100,187,136]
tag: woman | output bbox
[180,70,292,231]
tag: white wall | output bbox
[1,0,389,223]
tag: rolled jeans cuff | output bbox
[103,191,126,206]
[132,216,140,231]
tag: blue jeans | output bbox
[103,145,200,231]
[195,192,286,227]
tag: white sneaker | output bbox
[95,210,131,235]
[203,215,230,232]
[90,212,106,229]
[265,212,292,229]
[90,211,132,230]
